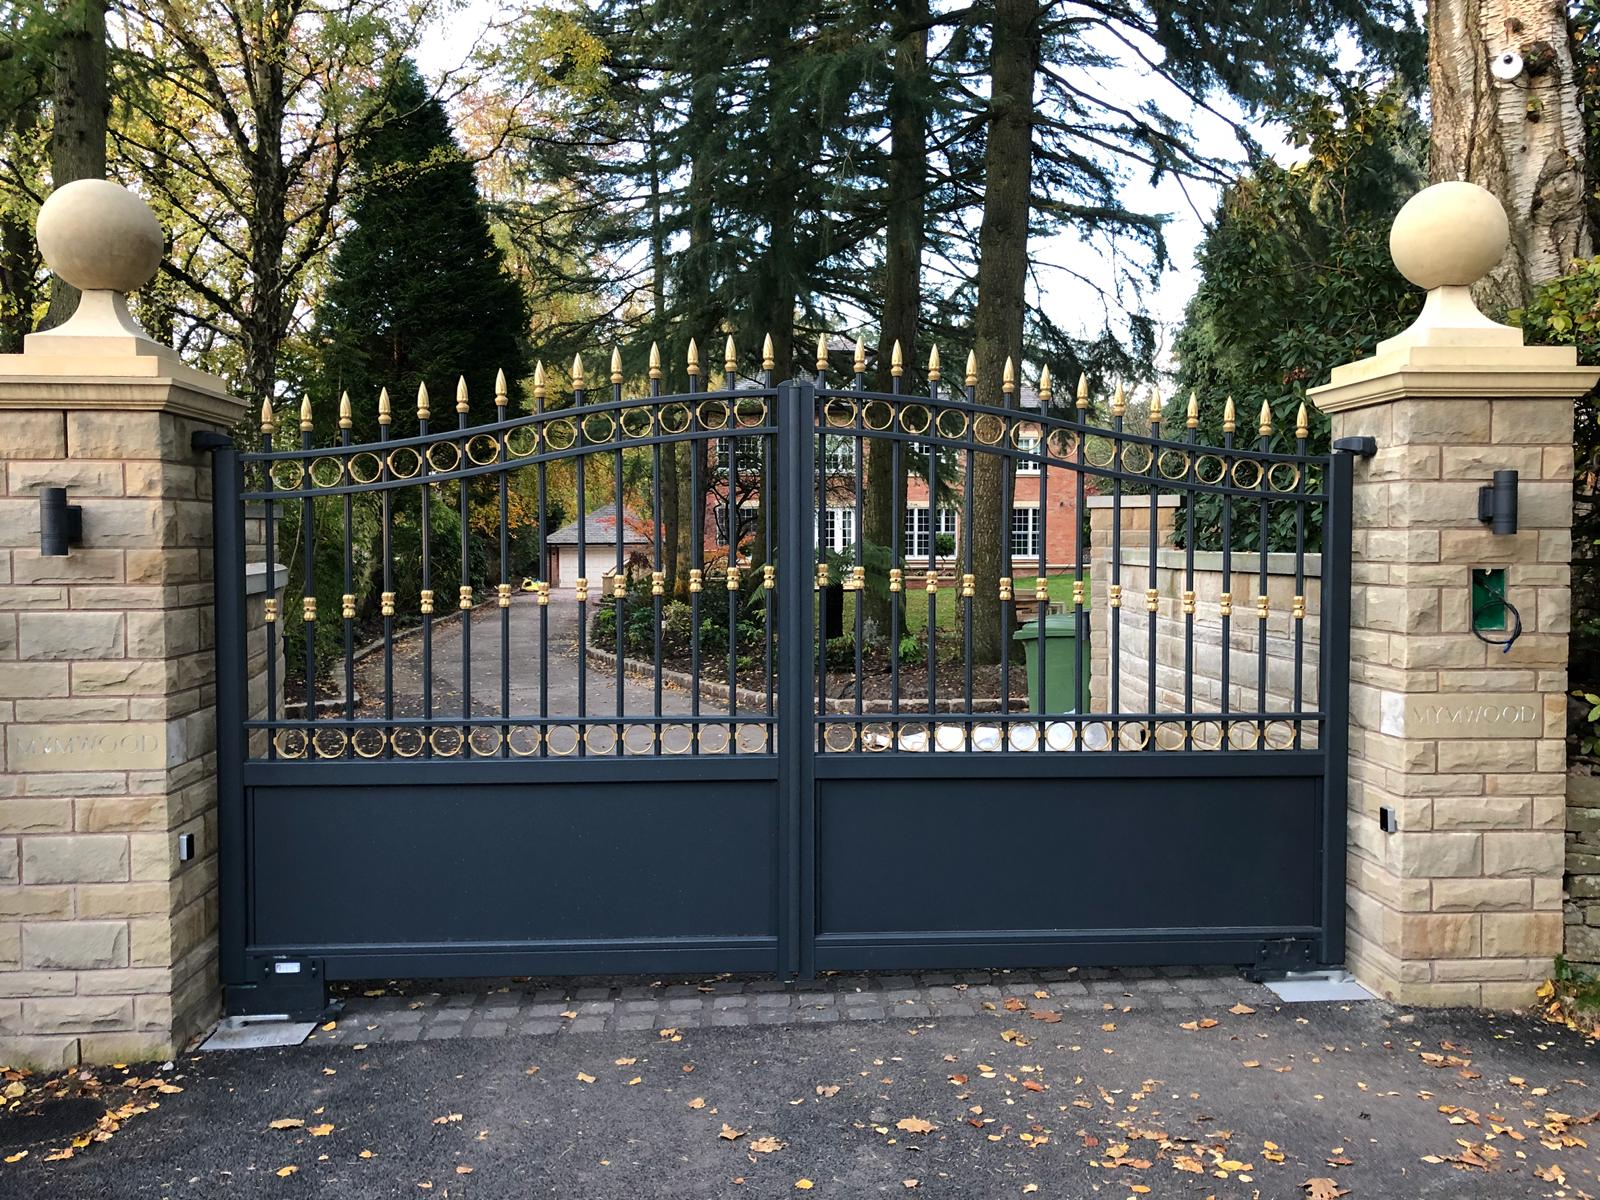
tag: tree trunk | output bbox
[862,0,929,640]
[967,0,1040,664]
[1427,0,1589,312]
[43,0,107,330]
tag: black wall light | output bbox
[39,486,83,557]
[1477,469,1518,535]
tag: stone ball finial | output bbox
[1389,181,1509,291]
[36,179,163,295]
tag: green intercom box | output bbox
[1471,567,1507,632]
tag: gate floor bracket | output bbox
[227,957,330,1021]
[1246,937,1319,981]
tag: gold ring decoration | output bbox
[895,722,929,753]
[426,440,462,472]
[1084,437,1117,468]
[1043,721,1074,752]
[619,406,654,439]
[861,722,894,753]
[351,726,388,758]
[508,726,542,756]
[1263,720,1296,750]
[740,723,771,753]
[1051,428,1080,460]
[862,400,894,432]
[934,407,968,440]
[468,725,505,757]
[309,456,345,488]
[582,411,618,444]
[1007,723,1040,752]
[466,433,502,465]
[505,425,539,458]
[973,413,1005,446]
[696,724,732,754]
[390,727,425,757]
[1267,461,1301,492]
[898,404,931,435]
[583,724,619,756]
[823,723,857,753]
[428,727,466,758]
[658,404,691,435]
[1120,443,1154,475]
[734,398,767,428]
[544,417,578,451]
[1157,448,1191,479]
[823,398,857,428]
[622,724,657,755]
[660,722,693,754]
[270,460,309,490]
[546,725,580,756]
[1190,720,1223,750]
[1193,454,1226,486]
[1227,721,1262,751]
[1081,719,1113,751]
[387,446,423,479]
[348,451,383,484]
[1153,721,1188,751]
[1230,458,1264,489]
[273,728,310,758]
[695,399,730,430]
[312,727,350,759]
[933,724,968,752]
[1118,721,1152,751]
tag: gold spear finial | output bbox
[339,391,352,430]
[377,387,392,426]
[1222,395,1236,434]
[456,375,469,414]
[299,396,312,432]
[761,333,775,372]
[927,344,941,381]
[495,367,508,406]
[891,340,903,377]
[1186,390,1199,430]
[648,343,661,381]
[724,334,737,376]
[1039,364,1052,403]
[685,338,699,377]
[571,352,585,389]
[416,381,430,421]
[853,334,866,374]
[610,347,623,386]
[1076,374,1089,410]
[1110,382,1125,417]
[815,332,828,374]
[1258,398,1273,438]
[964,350,977,388]
[1148,387,1161,423]
[533,360,546,402]
[1002,356,1016,394]
[1296,401,1309,439]
[259,396,273,434]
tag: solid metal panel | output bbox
[815,773,1320,937]
[813,931,1320,973]
[248,781,778,948]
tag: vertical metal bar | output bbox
[926,368,939,722]
[1319,448,1354,966]
[961,367,976,738]
[1293,410,1308,749]
[614,358,627,753]
[1220,402,1235,749]
[725,351,740,755]
[777,379,815,978]
[688,351,701,755]
[299,406,315,731]
[1036,428,1048,734]
[418,390,433,757]
[1109,390,1123,747]
[852,355,865,729]
[260,410,278,758]
[576,366,588,757]
[762,358,775,750]
[999,413,1014,739]
[1147,403,1159,728]
[379,391,394,757]
[457,384,472,745]
[208,437,249,994]
[536,367,550,757]
[649,360,663,755]
[815,354,828,751]
[1257,405,1271,746]
[341,401,356,755]
[1183,397,1197,747]
[889,362,902,751]
[1072,384,1087,747]
[499,374,512,757]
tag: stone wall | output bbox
[1568,766,1600,970]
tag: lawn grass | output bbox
[831,572,1088,636]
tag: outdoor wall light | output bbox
[38,486,83,557]
[1477,469,1519,535]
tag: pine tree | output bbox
[309,60,529,440]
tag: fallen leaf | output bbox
[276,1166,298,1178]
[359,1150,375,1159]
[432,1113,463,1125]
[1029,1011,1062,1023]
[1101,1023,1117,1032]
[1241,1060,1261,1069]
[749,1136,786,1153]
[1022,1186,1039,1195]
[576,1072,596,1084]
[456,1166,474,1175]
[268,1118,306,1130]
[1229,1003,1256,1015]
[1004,997,1027,1011]
[1000,1030,1030,1046]
[1303,1179,1348,1200]
[309,1124,334,1137]
[815,1085,840,1098]
[688,1097,707,1109]
[615,1057,637,1066]
[902,1180,919,1189]
[720,1124,745,1141]
[794,1180,814,1190]
[626,1077,642,1086]
[320,1021,336,1032]
[896,1117,936,1134]
[3,1152,27,1164]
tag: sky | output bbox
[412,2,1296,369]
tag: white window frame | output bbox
[821,436,856,474]
[1010,505,1041,558]
[1015,433,1042,474]
[823,507,856,554]
[904,506,960,559]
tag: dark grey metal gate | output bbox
[203,340,1352,1017]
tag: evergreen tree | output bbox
[308,59,529,441]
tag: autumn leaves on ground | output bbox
[2,986,1597,1198]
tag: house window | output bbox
[823,507,856,554]
[714,503,761,547]
[904,506,959,559]
[1011,506,1041,558]
[1015,433,1042,474]
[822,436,856,474]
[715,437,765,476]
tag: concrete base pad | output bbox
[1263,969,1378,1003]
[199,1016,316,1051]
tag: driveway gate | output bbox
[205,344,1351,1016]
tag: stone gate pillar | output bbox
[1309,183,1597,1006]
[0,182,247,1066]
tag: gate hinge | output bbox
[1248,937,1318,980]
